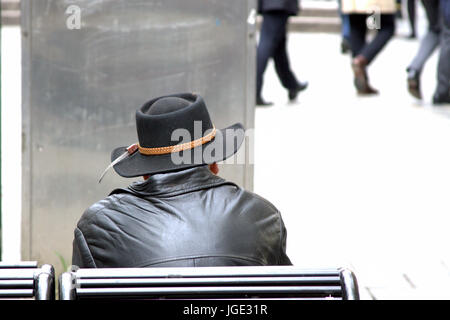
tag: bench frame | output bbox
[59,266,359,300]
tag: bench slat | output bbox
[0,262,38,269]
[0,280,34,289]
[76,285,343,298]
[0,269,38,280]
[0,289,35,297]
[76,266,341,279]
[78,276,341,288]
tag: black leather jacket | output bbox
[72,166,291,268]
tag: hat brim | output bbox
[111,123,245,178]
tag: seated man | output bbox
[72,93,291,268]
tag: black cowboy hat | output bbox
[109,93,245,178]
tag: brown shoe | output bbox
[407,69,422,100]
[351,55,379,95]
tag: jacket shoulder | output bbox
[240,189,280,213]
[76,193,130,228]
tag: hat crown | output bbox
[136,93,214,149]
[146,97,190,115]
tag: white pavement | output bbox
[254,25,450,299]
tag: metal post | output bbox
[21,0,256,271]
[339,268,360,300]
[59,271,76,300]
[35,264,55,300]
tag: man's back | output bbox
[72,166,291,268]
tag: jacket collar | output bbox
[110,166,236,198]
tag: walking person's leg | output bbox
[433,9,450,104]
[407,0,441,99]
[348,14,378,95]
[340,14,352,54]
[272,14,308,102]
[338,0,351,53]
[272,14,297,89]
[359,14,396,64]
[408,32,440,74]
[350,14,395,95]
[348,14,367,57]
[407,0,417,38]
[256,13,284,105]
[408,0,440,72]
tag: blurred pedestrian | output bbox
[256,0,308,106]
[433,0,450,104]
[342,0,396,95]
[406,0,440,100]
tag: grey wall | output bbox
[21,0,256,273]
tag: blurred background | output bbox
[2,0,450,299]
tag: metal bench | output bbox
[59,266,359,300]
[0,262,55,300]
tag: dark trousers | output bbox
[423,0,441,33]
[338,0,351,40]
[348,14,396,64]
[436,5,450,97]
[408,0,440,73]
[407,0,417,35]
[256,12,298,98]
